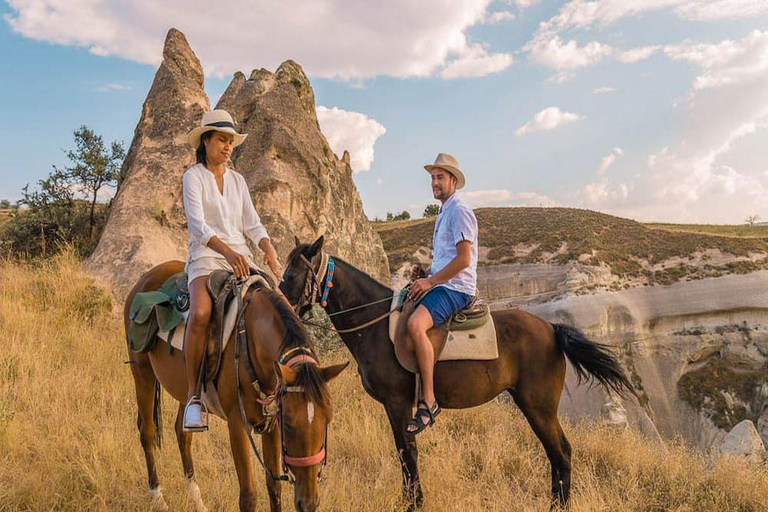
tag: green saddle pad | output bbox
[127,273,186,353]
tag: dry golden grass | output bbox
[1,253,767,511]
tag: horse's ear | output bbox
[309,235,324,257]
[294,235,301,247]
[274,362,297,385]
[319,361,349,383]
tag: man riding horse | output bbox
[406,153,478,435]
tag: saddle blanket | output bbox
[389,289,499,366]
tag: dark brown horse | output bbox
[280,237,637,510]
[125,260,348,512]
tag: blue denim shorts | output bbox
[418,286,473,326]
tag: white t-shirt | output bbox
[182,163,269,262]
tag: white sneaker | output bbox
[183,398,208,432]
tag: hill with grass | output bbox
[0,253,766,511]
[376,207,768,288]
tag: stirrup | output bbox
[183,396,209,433]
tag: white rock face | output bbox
[719,420,766,462]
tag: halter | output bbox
[233,288,328,485]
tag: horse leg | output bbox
[227,419,258,512]
[385,400,423,511]
[131,356,167,511]
[261,427,283,512]
[512,391,572,510]
[174,403,208,512]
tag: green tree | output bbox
[386,212,394,221]
[423,204,439,217]
[60,126,125,239]
[393,210,411,221]
[0,199,10,209]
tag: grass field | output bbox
[1,253,767,511]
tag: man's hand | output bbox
[408,277,433,302]
[262,242,284,282]
[225,250,250,279]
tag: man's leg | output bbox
[407,305,436,428]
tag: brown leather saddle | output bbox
[391,291,492,373]
[182,268,275,384]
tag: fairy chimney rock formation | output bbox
[87,29,389,300]
[215,60,389,281]
[86,28,208,299]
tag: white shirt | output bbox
[430,193,478,296]
[182,163,269,262]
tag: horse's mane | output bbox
[261,288,330,409]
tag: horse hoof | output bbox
[149,487,169,511]
[186,478,208,512]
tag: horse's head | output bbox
[275,358,348,512]
[280,235,326,316]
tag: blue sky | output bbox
[2,1,767,223]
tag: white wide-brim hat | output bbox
[187,109,247,149]
[424,153,465,189]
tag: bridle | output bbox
[233,286,328,485]
[290,250,397,334]
[292,251,331,314]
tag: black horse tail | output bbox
[553,323,634,397]
[153,381,163,449]
[137,381,163,450]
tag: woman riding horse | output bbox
[182,109,283,431]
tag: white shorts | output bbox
[185,255,258,283]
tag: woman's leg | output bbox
[183,276,212,430]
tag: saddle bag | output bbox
[127,291,167,353]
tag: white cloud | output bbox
[515,107,584,136]
[591,86,616,94]
[665,30,768,91]
[316,106,386,173]
[440,43,513,79]
[597,147,624,174]
[95,83,131,92]
[4,0,514,81]
[484,10,516,23]
[526,35,613,71]
[580,30,768,223]
[522,0,764,80]
[461,189,560,207]
[617,45,661,63]
[546,71,576,84]
[512,0,539,9]
[675,0,768,21]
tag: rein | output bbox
[294,251,398,334]
[233,285,328,485]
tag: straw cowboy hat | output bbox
[187,109,247,149]
[424,153,466,189]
